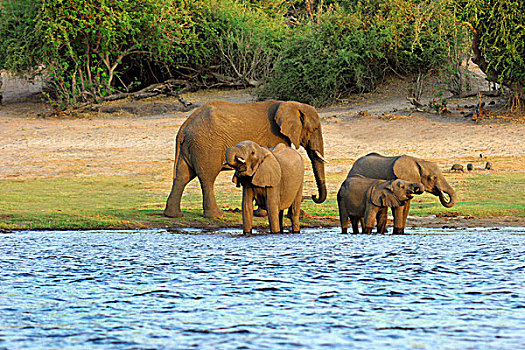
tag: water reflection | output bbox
[1,227,524,349]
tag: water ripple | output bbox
[0,227,524,349]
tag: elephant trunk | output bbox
[437,184,457,208]
[225,147,239,167]
[307,149,327,203]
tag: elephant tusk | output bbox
[236,156,246,164]
[315,150,328,163]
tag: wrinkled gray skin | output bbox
[337,175,424,234]
[348,153,457,234]
[225,141,304,234]
[164,100,326,218]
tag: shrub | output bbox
[0,0,44,75]
[258,0,460,106]
[257,8,386,106]
[455,0,525,101]
[192,0,287,87]
[38,0,199,106]
[0,0,287,108]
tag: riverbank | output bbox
[1,80,524,231]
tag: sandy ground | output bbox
[1,74,524,228]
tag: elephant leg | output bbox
[338,200,349,234]
[350,216,360,234]
[392,205,406,234]
[279,210,284,232]
[364,207,378,234]
[266,188,281,233]
[402,200,411,228]
[242,187,254,234]
[376,207,388,234]
[196,165,224,218]
[199,178,223,218]
[164,158,196,218]
[290,187,302,233]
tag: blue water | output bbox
[1,227,524,349]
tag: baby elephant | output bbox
[225,141,304,234]
[337,175,424,234]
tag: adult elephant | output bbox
[348,153,457,234]
[164,100,327,218]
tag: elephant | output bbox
[348,153,457,234]
[225,141,304,234]
[337,175,424,234]
[164,100,327,218]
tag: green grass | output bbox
[0,172,524,230]
[410,173,525,217]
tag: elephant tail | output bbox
[174,128,185,164]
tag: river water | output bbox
[1,227,524,349]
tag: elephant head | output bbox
[371,180,424,208]
[393,156,457,208]
[225,141,281,188]
[273,101,326,203]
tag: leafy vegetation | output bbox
[455,0,525,102]
[0,0,523,108]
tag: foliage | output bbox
[259,0,461,106]
[0,0,44,75]
[38,0,198,106]
[2,0,521,108]
[455,0,525,100]
[257,8,386,106]
[0,0,286,108]
[194,0,287,87]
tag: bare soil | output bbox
[1,73,525,228]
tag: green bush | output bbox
[257,9,385,106]
[191,0,287,87]
[0,0,44,75]
[258,0,460,106]
[0,0,286,108]
[39,0,199,106]
[3,0,513,109]
[455,0,525,100]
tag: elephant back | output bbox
[348,153,397,180]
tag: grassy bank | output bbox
[0,172,524,231]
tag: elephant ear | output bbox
[274,102,302,149]
[252,149,282,188]
[392,155,421,182]
[371,182,402,208]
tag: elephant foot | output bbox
[363,227,374,234]
[341,227,348,234]
[203,209,224,219]
[392,227,406,235]
[164,207,183,218]
[254,208,268,217]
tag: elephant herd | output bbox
[163,100,457,234]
